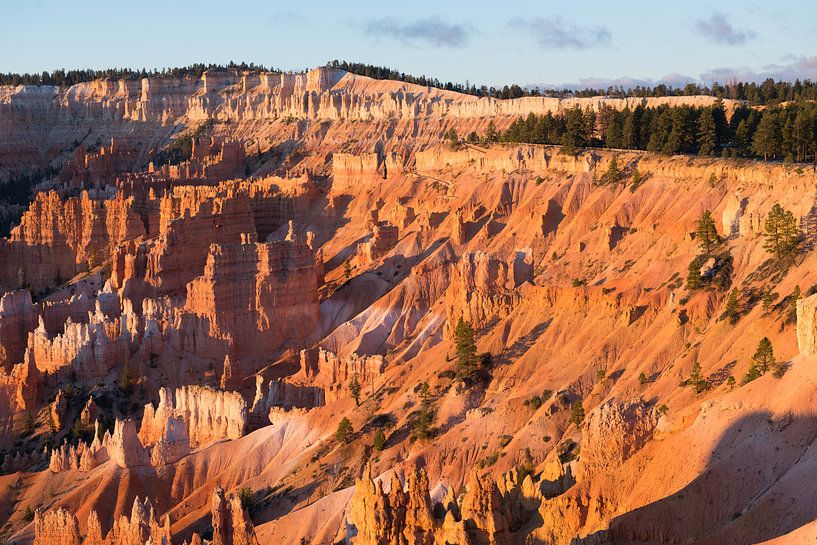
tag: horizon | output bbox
[2,0,817,90]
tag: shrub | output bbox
[638,372,647,385]
[237,488,256,513]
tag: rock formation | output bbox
[212,488,259,545]
[797,294,817,357]
[0,289,37,366]
[34,489,258,545]
[140,386,247,447]
[577,400,660,481]
[348,463,539,545]
[356,222,399,265]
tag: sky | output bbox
[2,0,816,89]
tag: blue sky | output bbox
[2,0,816,89]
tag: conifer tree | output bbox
[348,373,361,406]
[688,361,708,393]
[570,399,585,426]
[763,204,800,260]
[696,210,720,256]
[336,417,353,443]
[697,108,718,156]
[686,258,703,290]
[752,111,781,161]
[454,317,478,374]
[373,429,386,451]
[485,120,499,143]
[722,288,740,323]
[751,337,775,374]
[120,351,132,396]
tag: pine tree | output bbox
[120,351,132,395]
[697,108,718,156]
[686,258,703,290]
[454,317,478,374]
[752,111,781,161]
[629,169,642,192]
[485,121,499,143]
[743,363,762,383]
[696,210,720,256]
[335,417,354,443]
[373,429,386,451]
[722,288,740,323]
[343,259,352,280]
[603,156,619,184]
[688,361,708,393]
[348,373,361,406]
[751,337,775,374]
[761,290,776,312]
[411,382,434,441]
[570,399,585,426]
[638,372,647,385]
[764,204,800,260]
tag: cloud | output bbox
[528,73,697,91]
[694,13,757,45]
[699,55,817,83]
[528,55,817,92]
[266,11,306,26]
[508,16,611,50]
[363,17,473,48]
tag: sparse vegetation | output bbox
[686,361,709,393]
[238,488,256,513]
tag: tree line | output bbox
[0,61,277,87]
[330,60,817,106]
[493,101,817,162]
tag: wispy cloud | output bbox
[700,55,817,83]
[266,11,306,26]
[529,55,817,91]
[363,17,473,48]
[694,13,757,46]
[528,73,696,91]
[509,16,611,50]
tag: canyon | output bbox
[0,65,816,545]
